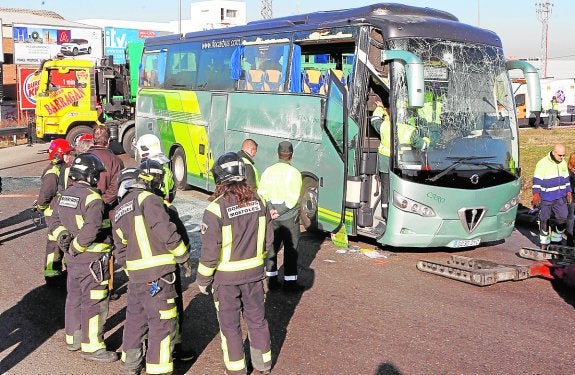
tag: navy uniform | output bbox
[47,153,118,363]
[38,139,74,284]
[258,141,304,291]
[197,152,273,375]
[112,168,190,375]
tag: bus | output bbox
[135,3,541,248]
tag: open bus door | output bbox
[318,75,359,240]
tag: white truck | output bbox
[513,78,575,127]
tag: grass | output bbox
[518,126,575,208]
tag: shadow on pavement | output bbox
[0,208,46,245]
[0,284,66,373]
[375,362,404,375]
[264,230,325,369]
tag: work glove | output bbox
[56,230,73,254]
[198,284,210,295]
[532,193,541,207]
[568,192,573,204]
[180,259,194,278]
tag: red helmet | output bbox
[78,133,94,143]
[48,139,74,161]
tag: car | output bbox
[60,39,92,56]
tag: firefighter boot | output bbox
[267,276,280,291]
[81,349,119,363]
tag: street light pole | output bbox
[178,0,182,34]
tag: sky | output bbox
[6,0,575,60]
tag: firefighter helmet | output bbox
[69,153,105,186]
[117,167,153,199]
[139,159,165,193]
[48,139,74,162]
[135,134,163,162]
[211,152,245,184]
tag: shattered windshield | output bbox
[387,38,518,183]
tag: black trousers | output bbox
[266,215,300,281]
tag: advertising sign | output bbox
[104,27,160,64]
[13,23,103,65]
[18,67,40,110]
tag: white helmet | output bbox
[135,134,162,162]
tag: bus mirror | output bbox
[381,50,424,107]
[506,60,541,112]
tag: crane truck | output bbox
[32,42,143,157]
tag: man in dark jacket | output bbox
[237,138,259,189]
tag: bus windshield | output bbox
[389,38,518,186]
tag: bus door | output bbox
[318,76,359,234]
[207,93,229,191]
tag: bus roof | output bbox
[145,3,501,48]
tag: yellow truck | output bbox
[33,49,140,156]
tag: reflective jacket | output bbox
[533,152,571,201]
[258,160,302,219]
[48,181,112,264]
[112,189,188,283]
[37,161,66,211]
[238,150,259,188]
[372,106,391,157]
[197,193,273,286]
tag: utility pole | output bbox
[261,0,273,19]
[535,0,553,78]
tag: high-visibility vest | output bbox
[418,91,442,124]
[258,161,302,210]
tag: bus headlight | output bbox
[499,195,519,212]
[393,191,436,217]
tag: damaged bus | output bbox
[135,3,541,248]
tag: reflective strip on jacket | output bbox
[197,194,273,286]
[533,152,572,201]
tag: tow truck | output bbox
[32,42,142,157]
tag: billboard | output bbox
[104,27,161,64]
[13,23,103,65]
[18,67,40,110]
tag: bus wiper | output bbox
[427,156,495,182]
[472,161,517,178]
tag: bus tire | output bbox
[66,125,93,147]
[172,147,189,190]
[122,127,135,158]
[299,177,318,232]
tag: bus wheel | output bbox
[172,147,188,190]
[66,125,93,146]
[122,127,135,158]
[300,178,318,232]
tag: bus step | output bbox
[518,245,575,262]
[416,255,531,286]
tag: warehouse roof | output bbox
[0,7,99,28]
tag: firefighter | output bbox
[112,167,192,375]
[75,133,94,155]
[37,139,74,286]
[135,133,176,202]
[237,138,259,189]
[47,153,118,362]
[258,141,305,292]
[197,152,273,375]
[139,159,197,362]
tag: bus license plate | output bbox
[448,238,481,248]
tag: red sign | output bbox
[18,67,40,110]
[138,30,157,39]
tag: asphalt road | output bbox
[1,143,574,375]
